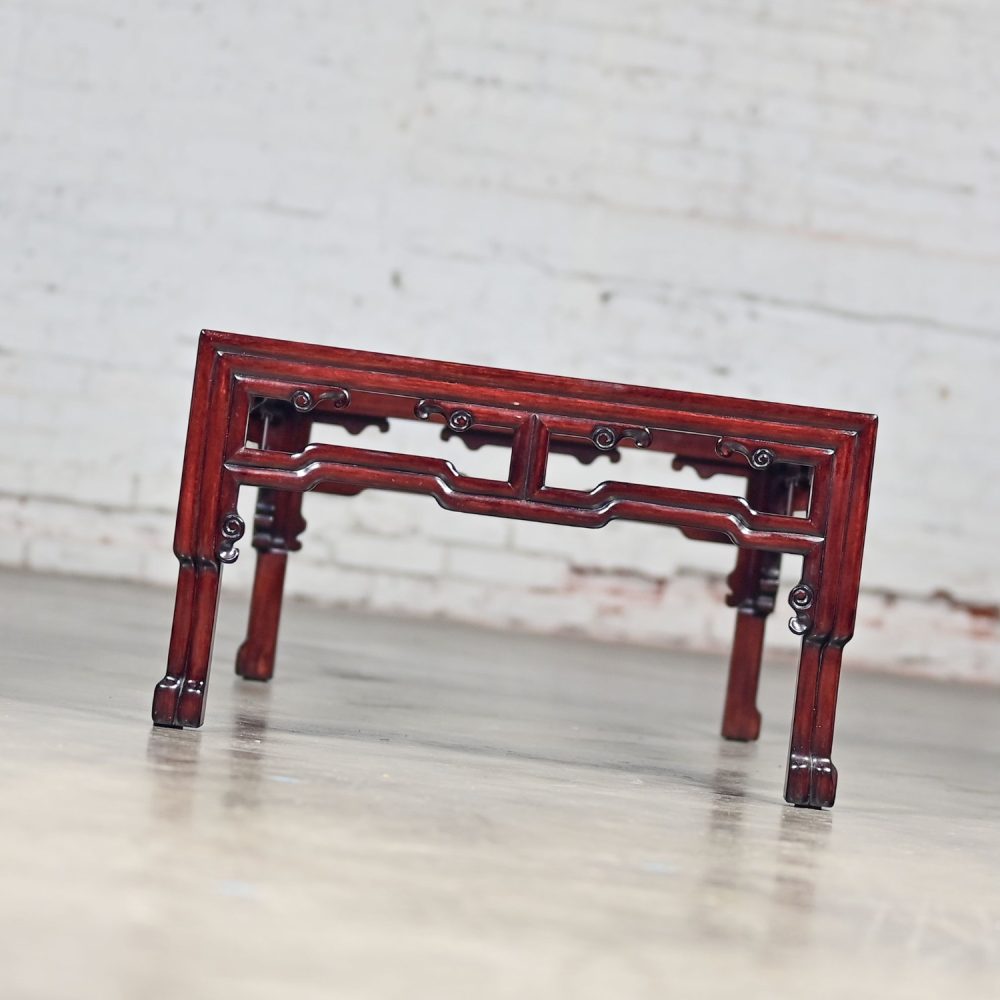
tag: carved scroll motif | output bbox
[289,386,351,412]
[218,511,246,564]
[414,399,475,433]
[716,438,776,470]
[788,582,815,635]
[591,424,651,451]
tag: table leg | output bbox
[235,411,311,681]
[235,490,307,681]
[152,336,245,728]
[720,469,789,741]
[785,418,876,808]
[721,547,781,741]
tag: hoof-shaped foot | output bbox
[785,753,837,808]
[721,707,762,742]
[153,675,207,728]
[152,674,183,727]
[175,679,207,728]
[235,641,274,682]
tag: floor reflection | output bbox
[145,710,276,817]
[145,725,201,823]
[767,805,832,945]
[224,711,270,810]
[144,672,305,823]
[701,743,754,891]
[689,741,832,948]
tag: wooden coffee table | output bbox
[152,330,877,808]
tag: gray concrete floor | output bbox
[0,568,998,1000]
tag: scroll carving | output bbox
[716,438,775,470]
[415,399,474,433]
[591,424,651,451]
[289,386,351,412]
[788,582,815,635]
[218,511,245,564]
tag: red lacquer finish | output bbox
[152,330,877,808]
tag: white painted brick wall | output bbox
[2,0,998,682]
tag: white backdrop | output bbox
[2,0,998,681]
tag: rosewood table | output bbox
[152,330,877,808]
